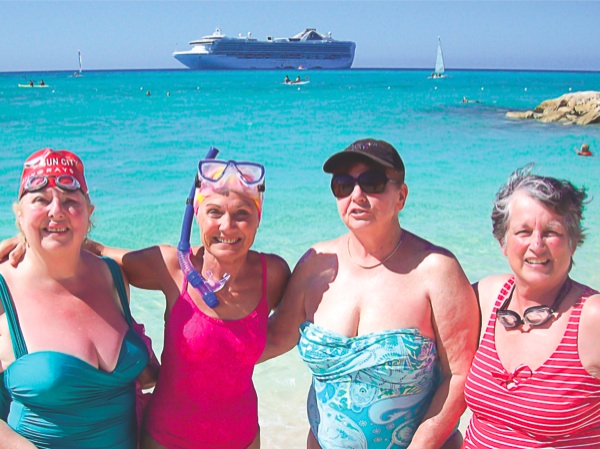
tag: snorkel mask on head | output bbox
[177,147,266,308]
[195,159,265,219]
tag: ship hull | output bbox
[173,52,355,70]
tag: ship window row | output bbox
[215,44,352,54]
[219,53,347,60]
[215,50,352,58]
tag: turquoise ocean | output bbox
[1,69,599,446]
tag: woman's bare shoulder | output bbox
[474,274,511,307]
[477,274,511,292]
[403,231,460,269]
[311,235,345,254]
[261,253,291,277]
[159,244,179,266]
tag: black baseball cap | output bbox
[323,138,405,175]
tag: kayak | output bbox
[18,84,50,88]
[283,81,310,86]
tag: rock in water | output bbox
[506,91,600,125]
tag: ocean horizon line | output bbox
[3,67,600,76]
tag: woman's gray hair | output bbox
[492,164,588,249]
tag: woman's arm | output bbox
[87,239,177,292]
[407,253,479,449]
[578,291,600,379]
[0,421,37,449]
[264,253,291,312]
[259,249,314,363]
[0,236,176,294]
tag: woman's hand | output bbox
[0,236,25,267]
[83,238,105,256]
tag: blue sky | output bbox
[2,1,600,72]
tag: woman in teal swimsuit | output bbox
[0,148,152,449]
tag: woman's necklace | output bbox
[347,231,405,269]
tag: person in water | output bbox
[0,148,152,449]
[463,165,600,448]
[87,155,289,449]
[575,143,593,156]
[261,139,478,448]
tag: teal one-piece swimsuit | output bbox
[0,258,149,449]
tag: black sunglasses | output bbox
[330,171,392,198]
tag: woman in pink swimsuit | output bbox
[84,154,289,448]
[464,165,600,448]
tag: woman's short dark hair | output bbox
[492,164,588,249]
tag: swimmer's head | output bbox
[194,159,265,219]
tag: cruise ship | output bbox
[173,28,356,70]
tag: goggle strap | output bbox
[497,278,572,329]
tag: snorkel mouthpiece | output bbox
[177,146,230,308]
[182,267,220,308]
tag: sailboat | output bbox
[428,37,447,79]
[73,50,83,77]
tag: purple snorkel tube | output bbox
[177,147,230,308]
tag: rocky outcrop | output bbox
[506,91,600,125]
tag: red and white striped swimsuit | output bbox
[464,278,600,448]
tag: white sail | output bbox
[78,50,83,74]
[434,37,445,76]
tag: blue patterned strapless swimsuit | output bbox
[298,321,441,449]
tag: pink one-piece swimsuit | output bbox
[144,254,268,449]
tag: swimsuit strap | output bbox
[0,275,28,358]
[260,253,267,301]
[101,257,133,327]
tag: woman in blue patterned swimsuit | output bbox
[0,148,151,449]
[261,139,478,449]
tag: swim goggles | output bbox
[330,170,393,198]
[195,159,266,217]
[22,174,81,196]
[497,277,572,329]
[198,160,265,186]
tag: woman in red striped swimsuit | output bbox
[463,165,600,448]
